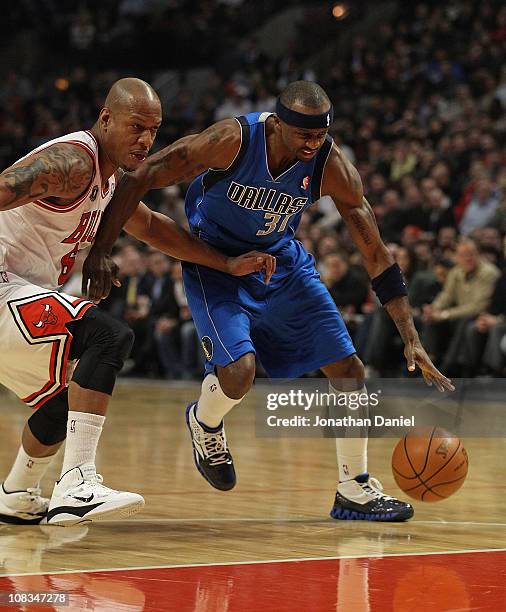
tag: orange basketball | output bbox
[391,427,469,502]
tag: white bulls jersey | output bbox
[0,130,116,290]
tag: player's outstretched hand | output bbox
[404,339,455,392]
[226,252,276,283]
[82,248,121,303]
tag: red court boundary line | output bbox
[2,547,506,578]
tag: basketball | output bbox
[391,427,469,502]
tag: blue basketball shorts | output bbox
[182,241,356,379]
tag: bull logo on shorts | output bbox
[201,336,214,361]
[33,304,58,329]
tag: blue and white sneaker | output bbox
[330,473,414,521]
[185,402,236,491]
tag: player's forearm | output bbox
[148,212,231,272]
[0,183,24,211]
[93,172,146,253]
[142,135,206,189]
[384,296,420,344]
[341,202,395,278]
[342,202,418,340]
[0,171,49,211]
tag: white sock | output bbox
[196,374,243,429]
[60,411,105,477]
[336,437,368,482]
[330,384,368,482]
[3,446,53,492]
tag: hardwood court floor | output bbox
[0,381,505,610]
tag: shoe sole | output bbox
[185,402,235,492]
[0,513,45,525]
[44,499,145,527]
[330,506,414,522]
[0,490,47,525]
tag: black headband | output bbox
[276,97,334,129]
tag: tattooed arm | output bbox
[321,146,453,390]
[90,120,241,255]
[82,119,273,300]
[0,144,94,211]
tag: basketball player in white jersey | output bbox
[0,78,275,525]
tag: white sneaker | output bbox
[0,483,49,525]
[44,465,144,526]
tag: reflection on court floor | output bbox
[0,382,505,610]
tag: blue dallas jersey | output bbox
[185,112,333,255]
[182,112,354,378]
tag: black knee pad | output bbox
[67,308,134,395]
[28,389,69,445]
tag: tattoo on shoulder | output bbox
[1,143,93,204]
[349,211,374,246]
[207,127,221,145]
[176,145,188,160]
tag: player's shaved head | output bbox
[97,77,162,173]
[104,78,161,114]
[280,81,331,111]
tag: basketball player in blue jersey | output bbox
[84,81,454,521]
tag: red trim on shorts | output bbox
[22,342,60,404]
[20,301,95,409]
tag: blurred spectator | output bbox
[169,262,204,379]
[214,90,252,121]
[422,239,500,374]
[375,189,405,242]
[419,187,454,234]
[435,226,458,260]
[460,271,506,376]
[321,252,369,315]
[459,177,501,235]
[100,244,151,376]
[139,251,180,378]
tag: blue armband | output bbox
[371,263,408,306]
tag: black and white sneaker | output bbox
[185,402,236,491]
[0,483,49,525]
[44,464,144,526]
[330,473,414,522]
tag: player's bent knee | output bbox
[28,388,69,445]
[218,353,256,399]
[345,355,365,379]
[111,321,135,366]
[67,309,135,395]
[323,354,365,383]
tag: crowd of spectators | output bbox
[2,0,505,379]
